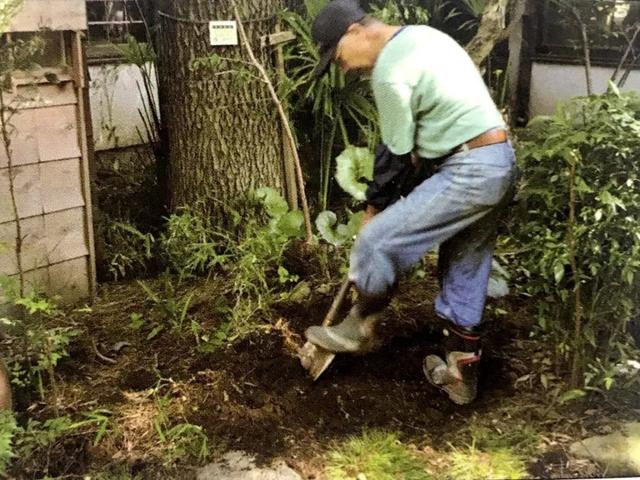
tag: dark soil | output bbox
[20,269,638,479]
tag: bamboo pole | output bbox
[230,0,313,243]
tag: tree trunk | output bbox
[0,358,11,411]
[466,0,526,68]
[155,0,286,221]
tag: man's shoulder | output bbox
[373,25,453,84]
[402,25,455,43]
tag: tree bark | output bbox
[0,358,11,411]
[466,0,526,68]
[155,0,286,221]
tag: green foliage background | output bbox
[512,85,640,388]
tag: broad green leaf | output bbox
[255,187,289,218]
[274,211,304,239]
[335,146,374,201]
[315,210,363,247]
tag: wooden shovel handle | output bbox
[322,277,351,327]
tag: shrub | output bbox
[159,206,226,278]
[103,220,155,281]
[513,85,640,388]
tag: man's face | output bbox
[333,24,372,73]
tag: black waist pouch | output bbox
[365,144,445,210]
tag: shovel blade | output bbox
[298,341,336,381]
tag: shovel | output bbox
[298,277,351,381]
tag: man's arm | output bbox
[364,144,415,213]
[360,81,418,226]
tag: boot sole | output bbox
[423,356,475,405]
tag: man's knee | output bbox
[350,232,397,297]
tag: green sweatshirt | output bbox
[371,25,504,159]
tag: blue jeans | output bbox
[348,141,518,329]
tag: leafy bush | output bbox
[3,412,110,475]
[0,411,17,476]
[315,146,368,254]
[103,220,155,281]
[153,389,209,464]
[159,207,226,277]
[227,188,304,299]
[1,290,78,402]
[369,0,430,24]
[513,85,640,388]
[136,278,196,341]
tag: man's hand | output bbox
[362,204,381,229]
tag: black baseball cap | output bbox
[311,0,366,77]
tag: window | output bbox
[8,31,70,68]
[535,0,640,66]
[86,0,148,45]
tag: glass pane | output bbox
[86,0,147,44]
[539,0,639,59]
[11,31,66,68]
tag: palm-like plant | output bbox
[283,1,378,211]
[458,0,489,17]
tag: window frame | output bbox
[85,0,150,65]
[533,0,640,68]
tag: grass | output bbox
[447,443,528,480]
[469,420,539,457]
[326,430,432,480]
[441,414,534,480]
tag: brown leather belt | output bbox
[455,128,509,153]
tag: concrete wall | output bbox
[530,62,640,117]
[88,62,159,151]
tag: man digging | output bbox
[304,0,518,405]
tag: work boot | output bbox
[305,292,388,353]
[423,323,482,405]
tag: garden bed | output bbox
[11,269,638,478]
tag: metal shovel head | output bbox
[298,341,335,381]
